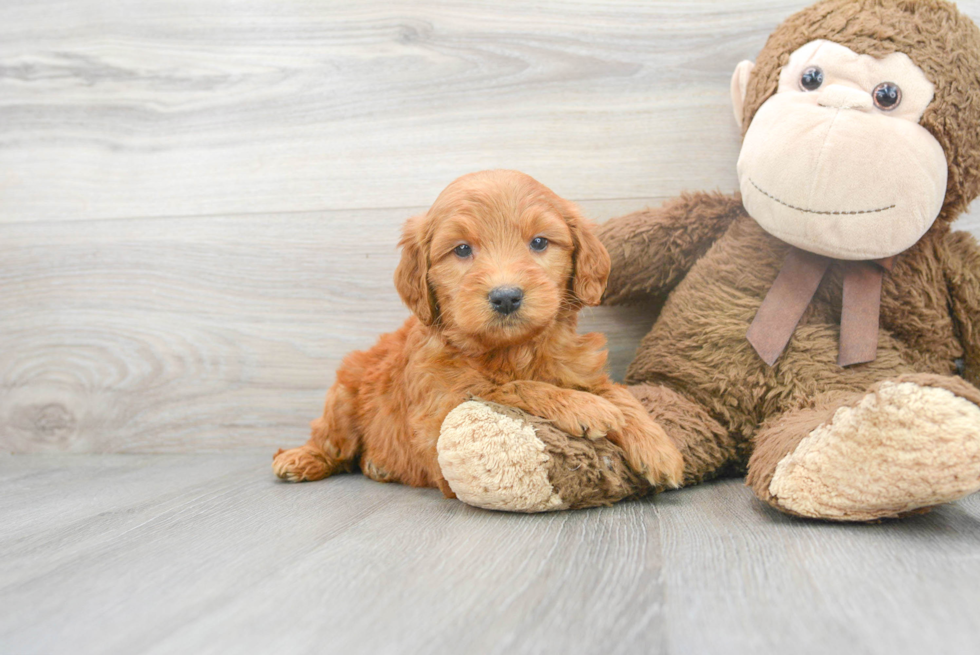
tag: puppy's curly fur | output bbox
[273,170,683,495]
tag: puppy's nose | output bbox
[488,287,523,315]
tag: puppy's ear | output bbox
[394,214,438,325]
[564,201,611,306]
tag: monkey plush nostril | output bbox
[488,287,524,316]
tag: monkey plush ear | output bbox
[731,60,755,129]
[394,214,438,325]
[563,201,611,307]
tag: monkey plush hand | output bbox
[438,0,980,520]
[594,0,980,520]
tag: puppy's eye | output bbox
[453,243,472,258]
[529,237,548,252]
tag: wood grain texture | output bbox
[0,201,659,453]
[2,454,979,654]
[3,0,980,454]
[5,4,980,653]
[0,0,750,223]
[0,455,666,655]
[656,482,980,654]
[1,0,978,224]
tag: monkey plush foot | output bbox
[437,400,650,512]
[767,381,980,521]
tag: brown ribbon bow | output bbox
[747,248,895,367]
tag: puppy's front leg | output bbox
[596,385,684,489]
[477,380,626,439]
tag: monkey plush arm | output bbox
[945,230,980,387]
[597,191,743,305]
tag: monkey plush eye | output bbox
[453,243,473,258]
[872,82,902,110]
[529,237,549,252]
[800,66,824,91]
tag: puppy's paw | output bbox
[621,423,685,489]
[550,392,627,439]
[272,445,332,482]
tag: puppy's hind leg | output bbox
[273,384,360,482]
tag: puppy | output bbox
[273,170,683,495]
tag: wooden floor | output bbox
[5,1,980,653]
[3,454,980,655]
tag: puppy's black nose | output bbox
[488,287,523,315]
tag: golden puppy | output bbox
[273,170,683,496]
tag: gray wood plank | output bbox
[1,201,974,455]
[3,196,972,455]
[4,3,980,652]
[0,0,748,223]
[0,203,660,454]
[0,454,667,655]
[2,454,979,655]
[4,0,980,454]
[2,0,976,225]
[657,481,980,655]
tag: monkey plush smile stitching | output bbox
[737,39,947,261]
[432,0,980,522]
[585,0,980,521]
[733,39,950,366]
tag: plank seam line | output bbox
[0,197,671,228]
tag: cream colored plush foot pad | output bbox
[438,401,565,512]
[770,381,980,521]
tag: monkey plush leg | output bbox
[594,385,685,489]
[627,383,741,486]
[437,400,650,512]
[748,374,980,521]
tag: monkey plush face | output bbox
[734,40,947,260]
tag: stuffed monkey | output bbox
[438,0,980,520]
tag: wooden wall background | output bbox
[3,0,980,453]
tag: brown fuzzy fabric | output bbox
[628,383,746,485]
[893,372,980,406]
[598,192,746,306]
[943,231,980,388]
[590,2,980,520]
[741,0,980,219]
[476,401,651,509]
[748,373,980,517]
[746,389,865,507]
[605,198,978,484]
[537,420,652,509]
[446,1,980,519]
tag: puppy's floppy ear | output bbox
[563,201,611,306]
[394,214,438,325]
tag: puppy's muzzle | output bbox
[488,286,523,316]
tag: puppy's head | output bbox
[395,170,610,348]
